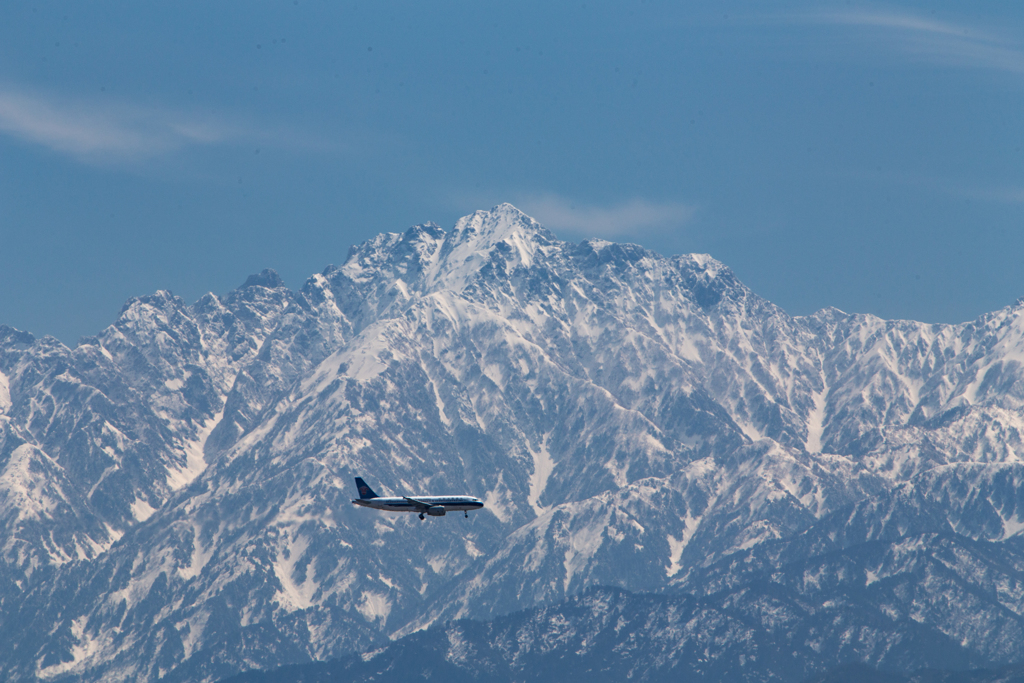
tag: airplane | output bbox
[351,477,485,520]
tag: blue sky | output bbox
[2,1,1023,343]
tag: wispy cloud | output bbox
[514,194,695,239]
[806,9,1024,75]
[0,87,239,161]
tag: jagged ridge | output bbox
[0,204,1022,681]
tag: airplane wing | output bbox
[403,496,433,509]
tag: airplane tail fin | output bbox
[354,477,379,499]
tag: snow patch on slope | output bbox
[36,616,98,679]
[356,591,391,624]
[527,434,554,515]
[666,511,701,577]
[0,368,11,413]
[805,386,828,453]
[166,410,222,491]
[130,498,156,522]
[177,522,214,581]
[273,534,317,612]
[1002,514,1024,540]
[666,534,686,577]
[0,445,65,523]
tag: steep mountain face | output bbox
[0,204,1022,682]
[0,273,344,580]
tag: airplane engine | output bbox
[426,506,446,516]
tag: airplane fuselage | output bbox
[351,477,484,519]
[352,495,483,512]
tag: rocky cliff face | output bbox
[0,204,1022,682]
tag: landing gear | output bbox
[464,511,468,518]
[418,513,425,521]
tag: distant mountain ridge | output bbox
[0,204,1022,681]
[219,582,1024,683]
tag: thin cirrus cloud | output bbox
[807,9,1024,75]
[0,87,238,162]
[516,194,695,239]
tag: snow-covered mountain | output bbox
[0,204,1022,682]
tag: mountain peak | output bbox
[240,269,285,290]
[451,203,550,242]
[413,204,557,292]
[453,203,554,254]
